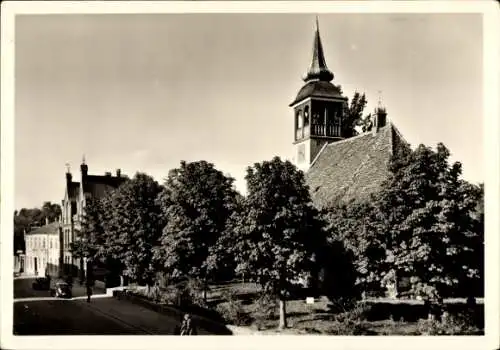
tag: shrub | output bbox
[215,290,251,326]
[253,294,278,330]
[328,296,359,314]
[156,278,207,308]
[145,285,162,302]
[327,302,372,335]
[417,312,483,335]
[156,272,169,289]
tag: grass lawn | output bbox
[202,281,484,335]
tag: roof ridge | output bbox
[323,125,390,148]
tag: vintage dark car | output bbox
[51,281,72,299]
[32,277,51,291]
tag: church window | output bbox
[303,106,310,126]
[297,111,303,128]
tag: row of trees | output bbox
[72,142,483,329]
[72,158,325,329]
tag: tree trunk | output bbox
[203,278,208,304]
[394,269,399,298]
[278,297,287,330]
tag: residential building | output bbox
[24,219,62,277]
[61,159,127,277]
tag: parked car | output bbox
[32,277,51,291]
[51,281,72,299]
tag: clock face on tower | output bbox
[297,144,306,164]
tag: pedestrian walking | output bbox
[180,313,197,336]
[86,282,93,303]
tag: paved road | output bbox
[14,299,148,335]
[13,277,231,335]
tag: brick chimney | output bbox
[66,168,72,188]
[81,158,88,178]
[116,169,121,178]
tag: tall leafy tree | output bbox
[70,197,106,260]
[321,201,387,298]
[206,192,245,283]
[14,203,62,254]
[41,201,62,223]
[154,161,239,301]
[342,92,372,138]
[103,173,163,286]
[232,157,325,329]
[373,143,483,299]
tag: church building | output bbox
[291,19,409,209]
[291,19,411,297]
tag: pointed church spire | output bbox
[303,16,334,83]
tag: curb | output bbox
[14,294,111,303]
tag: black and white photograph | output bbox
[1,1,499,350]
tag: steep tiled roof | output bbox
[83,175,127,199]
[26,222,60,236]
[305,123,406,208]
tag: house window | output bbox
[42,238,46,249]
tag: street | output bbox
[14,299,148,335]
[14,277,146,335]
[14,276,105,299]
[14,277,229,335]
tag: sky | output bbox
[14,13,483,210]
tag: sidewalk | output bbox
[75,296,232,335]
[65,278,106,298]
[14,275,106,299]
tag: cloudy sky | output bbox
[15,13,483,209]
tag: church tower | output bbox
[290,17,348,172]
